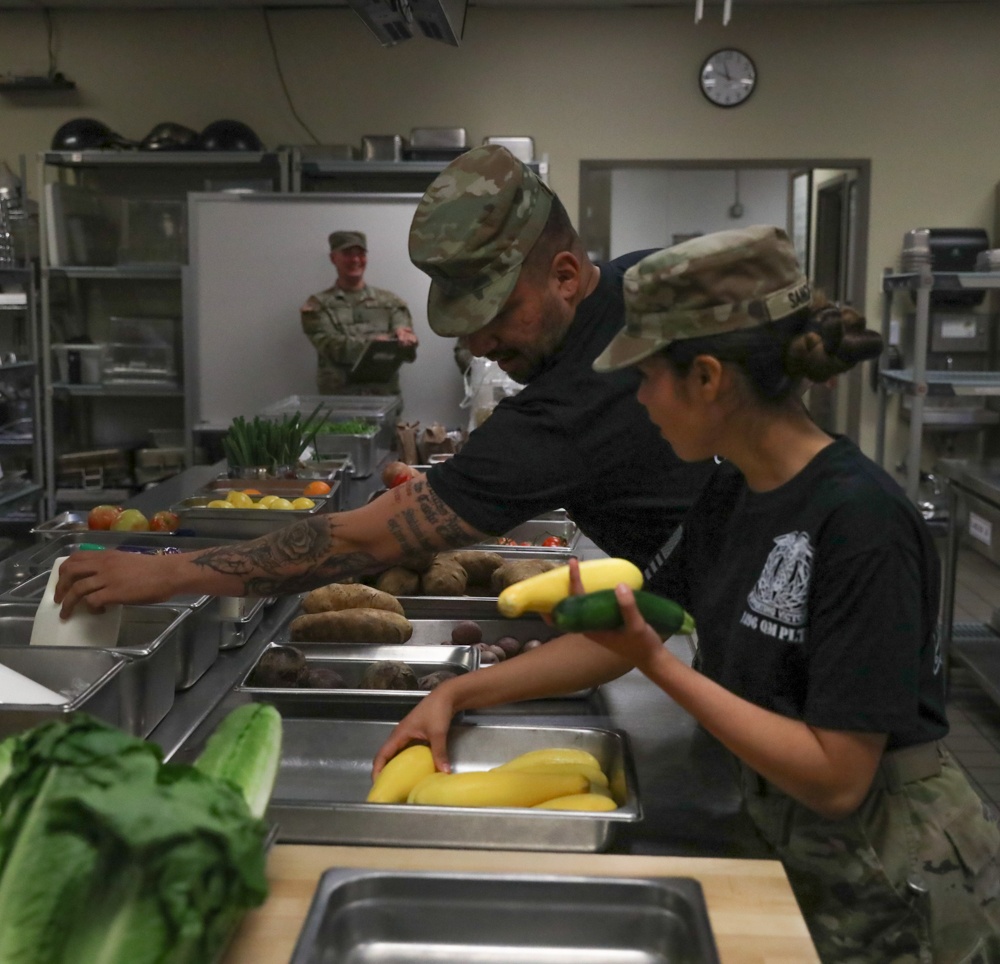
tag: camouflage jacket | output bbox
[300,284,414,394]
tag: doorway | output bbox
[579,158,870,440]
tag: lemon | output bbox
[269,498,294,510]
[257,495,280,508]
[290,497,315,510]
[249,501,269,509]
[207,499,234,509]
[227,490,255,508]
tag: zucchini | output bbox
[496,557,643,617]
[553,588,695,636]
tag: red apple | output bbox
[149,510,180,533]
[111,508,150,532]
[87,504,123,530]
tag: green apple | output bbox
[111,508,150,532]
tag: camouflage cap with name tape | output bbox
[408,144,554,337]
[593,225,811,372]
[328,230,367,252]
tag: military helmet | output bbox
[197,119,264,152]
[140,121,200,151]
[51,118,128,151]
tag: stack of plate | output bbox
[975,249,1000,272]
[900,228,932,273]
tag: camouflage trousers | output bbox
[739,745,1000,963]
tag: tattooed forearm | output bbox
[388,480,478,559]
[191,517,384,596]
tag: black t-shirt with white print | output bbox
[647,437,947,750]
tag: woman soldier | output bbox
[374,225,1000,962]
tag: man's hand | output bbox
[54,549,182,617]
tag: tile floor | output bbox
[943,545,1000,810]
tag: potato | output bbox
[418,670,458,690]
[420,552,469,596]
[492,636,521,659]
[451,620,483,646]
[250,645,307,687]
[290,608,413,644]
[360,659,418,690]
[302,582,405,617]
[446,550,504,587]
[375,566,422,597]
[297,666,346,689]
[490,559,560,595]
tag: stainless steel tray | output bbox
[264,719,641,851]
[169,495,330,539]
[0,647,132,738]
[2,570,219,691]
[198,477,343,512]
[237,643,478,714]
[216,594,269,650]
[0,601,189,737]
[290,868,719,964]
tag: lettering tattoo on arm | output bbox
[386,479,478,563]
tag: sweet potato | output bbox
[375,566,422,597]
[420,552,469,596]
[302,582,405,617]
[490,559,560,595]
[289,608,413,644]
[447,550,505,587]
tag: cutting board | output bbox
[28,556,123,649]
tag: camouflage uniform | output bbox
[740,749,1000,963]
[300,283,415,395]
[595,228,1000,963]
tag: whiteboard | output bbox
[184,191,465,430]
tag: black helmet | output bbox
[51,117,131,151]
[140,121,200,151]
[197,119,264,152]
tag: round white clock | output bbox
[699,48,757,108]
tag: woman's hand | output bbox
[565,558,666,672]
[371,684,458,779]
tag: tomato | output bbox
[540,536,567,547]
[87,504,123,530]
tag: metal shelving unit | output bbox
[0,266,45,527]
[290,149,549,192]
[38,150,290,511]
[875,268,1000,502]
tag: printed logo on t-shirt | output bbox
[739,531,812,644]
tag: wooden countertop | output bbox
[224,844,819,963]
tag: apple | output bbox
[149,510,180,533]
[87,504,123,530]
[111,508,150,532]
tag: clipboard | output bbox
[349,338,415,383]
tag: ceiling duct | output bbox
[346,0,466,47]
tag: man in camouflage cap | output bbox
[594,225,811,372]
[402,143,714,563]
[300,228,418,397]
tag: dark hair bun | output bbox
[785,300,882,383]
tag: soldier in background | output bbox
[300,230,418,396]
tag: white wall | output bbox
[1,2,999,466]
[610,167,791,257]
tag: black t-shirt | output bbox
[427,252,715,569]
[649,438,947,749]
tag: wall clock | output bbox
[699,48,757,108]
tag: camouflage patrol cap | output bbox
[329,230,367,252]
[593,225,811,372]
[409,144,554,337]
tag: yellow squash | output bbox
[496,558,643,617]
[408,770,588,808]
[366,744,436,804]
[532,793,619,812]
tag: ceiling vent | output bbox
[346,0,467,47]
